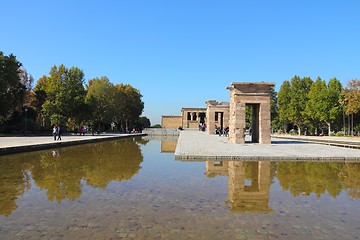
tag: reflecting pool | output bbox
[0,136,360,239]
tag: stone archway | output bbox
[227,82,275,144]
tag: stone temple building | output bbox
[181,108,206,129]
[227,82,275,144]
[161,82,274,144]
[162,108,206,130]
[205,100,229,135]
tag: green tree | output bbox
[270,86,280,131]
[34,76,48,127]
[305,77,342,135]
[85,77,116,129]
[18,67,35,107]
[305,77,327,132]
[114,84,144,132]
[138,116,151,129]
[327,78,343,133]
[277,80,291,132]
[41,65,86,126]
[270,86,278,121]
[0,52,23,124]
[288,76,313,135]
[342,79,360,135]
[61,66,86,120]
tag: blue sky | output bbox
[2,1,359,125]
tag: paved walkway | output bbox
[0,133,146,155]
[273,134,360,148]
[174,130,360,161]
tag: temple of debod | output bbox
[162,82,275,144]
[164,82,359,162]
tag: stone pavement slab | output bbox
[174,130,360,161]
[273,134,360,148]
[0,133,146,155]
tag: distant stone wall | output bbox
[162,116,182,129]
[143,128,180,136]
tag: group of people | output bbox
[199,123,207,131]
[74,126,100,135]
[52,124,62,141]
[215,125,229,137]
[199,122,229,136]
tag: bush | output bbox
[150,124,162,128]
[289,129,297,135]
[336,131,345,136]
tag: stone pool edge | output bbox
[0,133,147,155]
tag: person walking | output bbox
[53,125,57,141]
[57,125,62,140]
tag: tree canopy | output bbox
[277,76,313,135]
[343,79,360,115]
[38,65,86,125]
[305,77,342,133]
[0,52,23,124]
[22,65,146,132]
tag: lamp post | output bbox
[24,107,28,136]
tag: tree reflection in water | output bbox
[0,139,144,215]
[276,162,360,198]
[0,158,31,216]
[205,161,360,213]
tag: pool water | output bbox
[0,136,359,239]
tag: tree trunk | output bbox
[343,110,345,133]
[326,122,331,136]
[294,123,301,136]
[352,113,354,136]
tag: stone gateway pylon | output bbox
[227,82,275,144]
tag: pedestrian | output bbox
[53,124,57,141]
[57,125,62,140]
[224,126,229,137]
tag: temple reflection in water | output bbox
[161,138,178,153]
[206,161,273,213]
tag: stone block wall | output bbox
[161,116,182,129]
[181,108,206,129]
[227,82,275,144]
[205,100,230,135]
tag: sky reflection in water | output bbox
[0,136,359,239]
